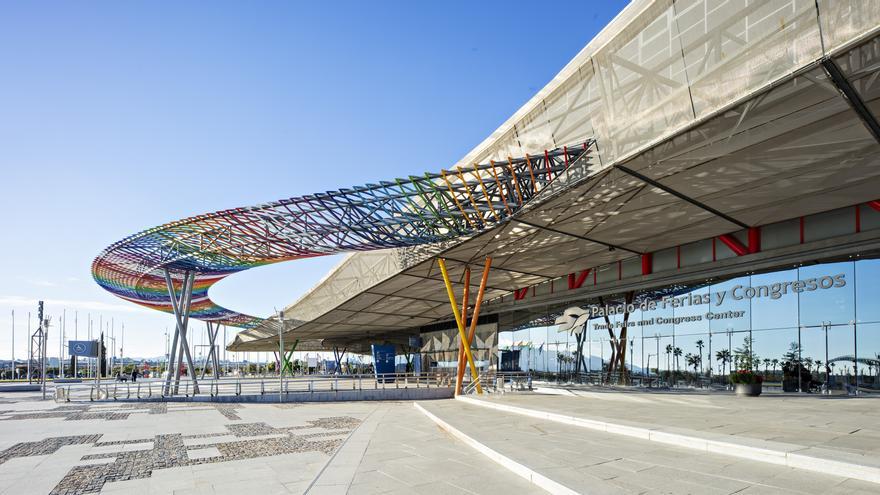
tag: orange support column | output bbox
[439,259,482,395]
[454,257,492,395]
[454,267,471,396]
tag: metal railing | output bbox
[55,372,453,402]
[460,371,532,395]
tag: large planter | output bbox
[735,383,762,396]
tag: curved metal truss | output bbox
[92,142,594,329]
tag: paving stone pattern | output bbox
[0,400,360,494]
[0,435,101,466]
[0,400,242,422]
[50,418,358,494]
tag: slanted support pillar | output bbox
[718,233,748,256]
[281,340,298,375]
[439,258,484,395]
[333,346,347,374]
[449,257,492,395]
[163,270,200,395]
[454,267,471,394]
[199,322,220,381]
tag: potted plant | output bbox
[730,370,763,396]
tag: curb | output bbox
[457,396,880,484]
[413,402,578,495]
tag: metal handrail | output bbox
[56,371,452,402]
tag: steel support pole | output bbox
[164,319,180,395]
[199,322,210,380]
[164,270,199,395]
[163,277,186,395]
[177,272,198,394]
[277,311,284,402]
[211,324,219,380]
[199,322,220,381]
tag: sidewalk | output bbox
[417,398,876,494]
[488,386,880,457]
[311,401,543,495]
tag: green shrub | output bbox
[729,370,764,385]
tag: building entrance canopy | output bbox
[92,0,880,356]
[230,1,880,352]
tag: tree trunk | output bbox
[613,292,634,385]
[597,296,617,383]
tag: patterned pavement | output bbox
[0,394,363,494]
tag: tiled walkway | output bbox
[0,393,538,494]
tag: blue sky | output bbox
[0,1,629,359]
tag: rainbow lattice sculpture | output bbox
[92,143,594,328]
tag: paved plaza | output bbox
[1,388,879,494]
[0,391,539,494]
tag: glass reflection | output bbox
[495,259,880,394]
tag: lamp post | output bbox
[10,310,14,379]
[707,329,712,379]
[646,353,656,387]
[824,321,830,394]
[277,310,284,403]
[629,338,634,377]
[654,334,660,380]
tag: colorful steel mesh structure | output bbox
[92,143,594,329]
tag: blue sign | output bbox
[371,344,396,381]
[69,340,99,357]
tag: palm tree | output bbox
[686,353,700,375]
[673,347,682,374]
[771,358,779,377]
[696,339,705,375]
[665,344,673,374]
[715,349,732,377]
[815,360,823,377]
[763,358,771,375]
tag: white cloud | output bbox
[0,296,151,314]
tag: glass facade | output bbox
[499,259,880,393]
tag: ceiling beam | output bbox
[615,164,750,230]
[513,219,641,255]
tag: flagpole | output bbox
[10,310,14,379]
[60,309,65,378]
[74,311,78,378]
